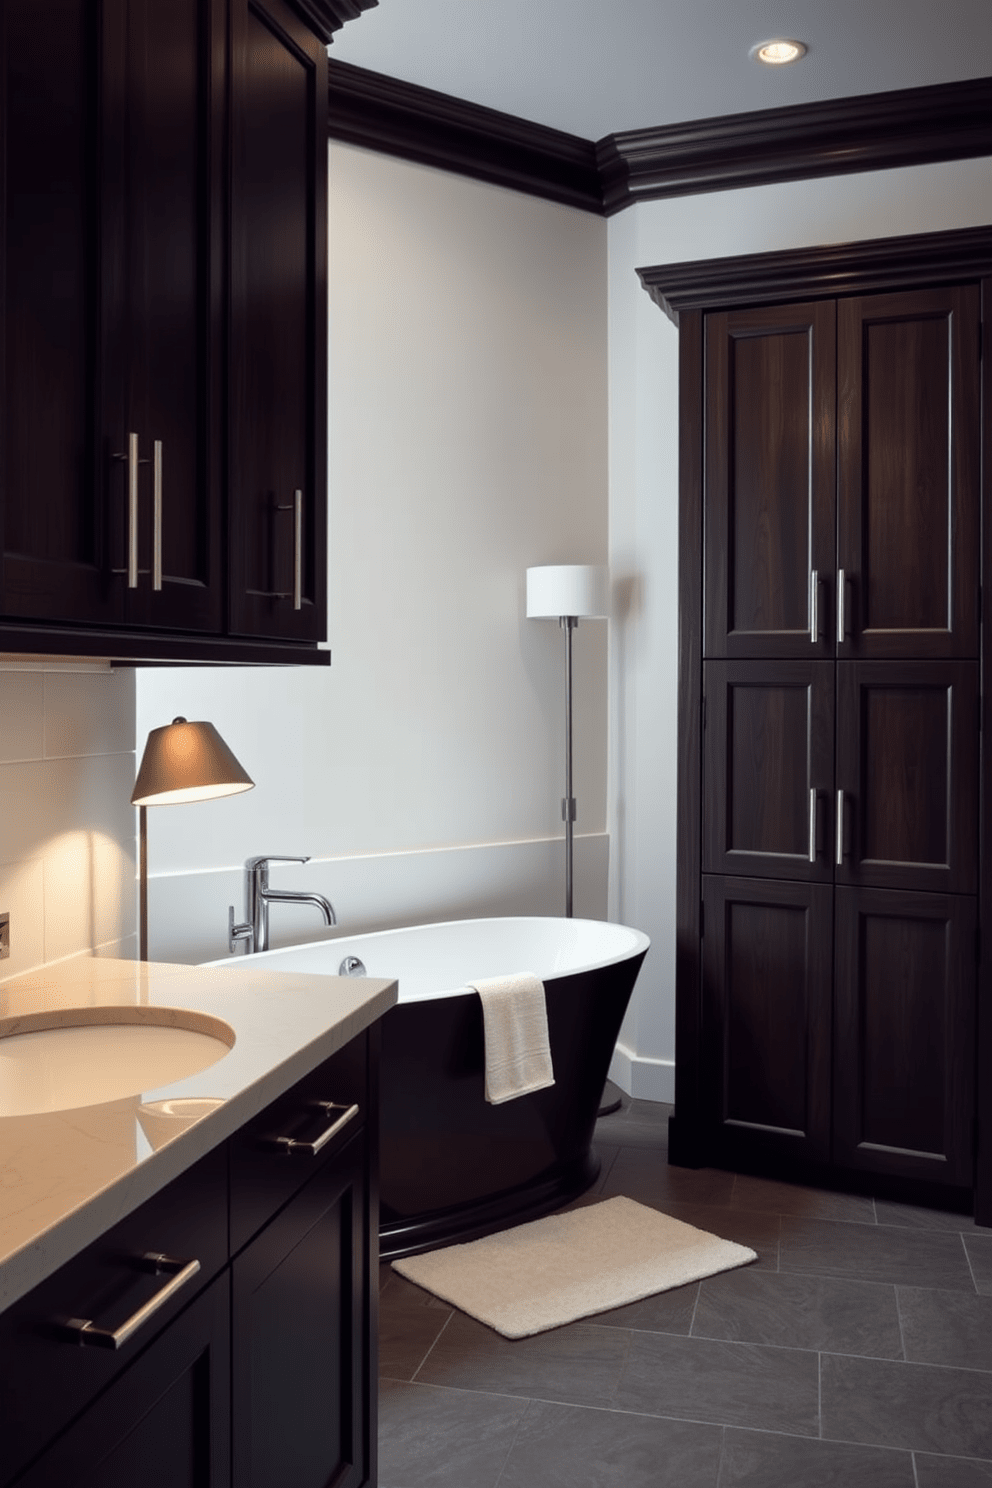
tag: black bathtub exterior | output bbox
[379,947,648,1258]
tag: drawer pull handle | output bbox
[270,1100,359,1156]
[65,1254,201,1351]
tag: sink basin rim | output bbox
[0,1005,236,1048]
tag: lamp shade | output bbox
[131,717,254,807]
[526,565,609,619]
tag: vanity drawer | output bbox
[0,1142,227,1487]
[229,1028,371,1255]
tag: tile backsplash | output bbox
[0,660,136,978]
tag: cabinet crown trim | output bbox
[302,0,378,42]
[638,224,992,324]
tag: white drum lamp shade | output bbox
[526,565,609,620]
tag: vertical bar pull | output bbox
[127,432,139,588]
[152,440,163,591]
[836,788,845,866]
[809,570,819,643]
[837,569,846,645]
[809,789,818,863]
[293,489,303,611]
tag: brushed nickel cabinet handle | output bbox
[64,1254,200,1351]
[152,439,163,591]
[809,788,818,863]
[111,433,141,588]
[837,569,846,644]
[810,570,819,643]
[266,490,304,607]
[127,431,139,589]
[836,788,846,865]
[268,1100,359,1157]
[293,489,302,611]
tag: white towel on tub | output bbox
[468,972,555,1104]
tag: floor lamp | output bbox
[527,566,619,1115]
[526,565,609,918]
[131,717,254,961]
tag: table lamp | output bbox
[131,717,254,960]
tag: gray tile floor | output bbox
[377,1097,992,1487]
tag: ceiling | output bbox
[328,0,992,141]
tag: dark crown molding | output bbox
[599,76,992,213]
[638,224,992,325]
[328,61,992,216]
[294,0,377,43]
[327,60,603,214]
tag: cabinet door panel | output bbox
[704,301,835,659]
[701,876,833,1165]
[833,887,975,1185]
[120,0,224,632]
[0,1144,227,1486]
[232,1134,372,1488]
[1,0,119,626]
[229,0,327,642]
[10,1275,230,1488]
[836,661,978,893]
[703,660,834,880]
[837,287,980,659]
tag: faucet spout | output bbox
[261,888,336,926]
[237,855,337,954]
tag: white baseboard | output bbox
[608,1042,675,1104]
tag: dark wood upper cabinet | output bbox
[837,287,980,660]
[704,286,981,664]
[2,0,111,627]
[102,0,225,634]
[229,0,327,643]
[704,300,836,659]
[0,0,330,662]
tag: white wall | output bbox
[607,154,992,1101]
[0,660,136,979]
[13,142,990,1106]
[136,144,610,963]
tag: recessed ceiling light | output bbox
[750,39,808,65]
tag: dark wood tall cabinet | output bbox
[639,229,992,1216]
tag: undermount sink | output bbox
[0,1006,236,1117]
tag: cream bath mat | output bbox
[391,1195,756,1338]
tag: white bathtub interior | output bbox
[204,916,649,1002]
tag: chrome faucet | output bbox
[228,855,336,955]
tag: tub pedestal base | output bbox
[379,1150,601,1260]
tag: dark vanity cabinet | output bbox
[641,235,992,1211]
[0,0,330,662]
[0,1028,378,1488]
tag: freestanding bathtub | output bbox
[206,917,649,1257]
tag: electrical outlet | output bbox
[0,912,9,960]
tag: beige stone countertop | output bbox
[0,956,397,1310]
